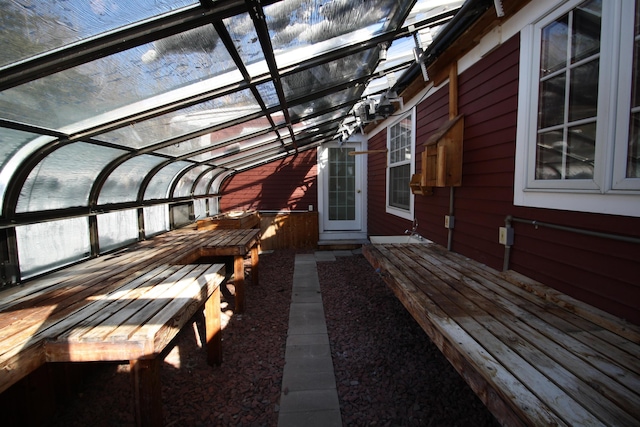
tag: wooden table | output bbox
[167,228,260,313]
[0,227,260,426]
[363,242,640,427]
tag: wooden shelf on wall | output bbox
[410,114,464,195]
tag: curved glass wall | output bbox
[16,142,126,213]
[144,161,191,200]
[173,165,211,198]
[98,155,167,205]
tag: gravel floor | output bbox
[48,250,499,426]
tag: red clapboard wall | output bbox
[219,149,318,212]
[368,34,640,324]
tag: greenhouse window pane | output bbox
[155,113,270,158]
[16,217,90,279]
[100,90,260,149]
[144,161,191,200]
[289,86,362,122]
[0,0,198,67]
[265,0,410,68]
[0,24,240,133]
[223,13,269,77]
[98,209,139,253]
[282,49,378,101]
[215,141,283,165]
[99,155,166,204]
[256,81,280,108]
[16,142,126,213]
[192,132,279,162]
[171,203,191,227]
[144,204,169,237]
[194,198,207,219]
[208,197,219,216]
[292,108,352,133]
[194,170,217,195]
[173,165,211,198]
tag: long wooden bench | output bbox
[363,241,640,426]
[0,228,259,426]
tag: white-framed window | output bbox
[515,0,640,217]
[386,109,415,219]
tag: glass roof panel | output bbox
[289,86,362,122]
[144,160,191,200]
[222,151,288,171]
[256,81,280,108]
[98,154,167,205]
[213,140,284,165]
[265,0,411,68]
[173,165,211,198]
[282,48,378,102]
[16,142,126,212]
[190,132,279,162]
[0,0,198,68]
[292,108,353,132]
[99,90,261,149]
[152,111,268,159]
[0,24,240,133]
[223,13,270,77]
[402,0,464,30]
[0,128,41,171]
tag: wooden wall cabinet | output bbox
[410,114,464,195]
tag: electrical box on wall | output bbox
[499,226,514,245]
[444,215,455,229]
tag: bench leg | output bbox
[251,244,259,286]
[234,255,245,313]
[205,286,222,366]
[130,358,162,427]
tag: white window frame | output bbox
[386,108,415,220]
[515,0,640,217]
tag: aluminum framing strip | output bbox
[246,0,298,151]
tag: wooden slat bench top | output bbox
[0,227,262,425]
[363,242,640,427]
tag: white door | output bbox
[321,142,362,231]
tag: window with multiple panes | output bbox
[515,0,640,217]
[387,110,414,218]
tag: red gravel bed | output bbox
[46,250,498,426]
[318,253,500,426]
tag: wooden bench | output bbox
[363,242,640,426]
[0,227,260,426]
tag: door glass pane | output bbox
[328,147,355,221]
[16,217,90,279]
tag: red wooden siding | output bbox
[219,149,317,212]
[368,34,640,324]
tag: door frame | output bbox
[317,134,368,241]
